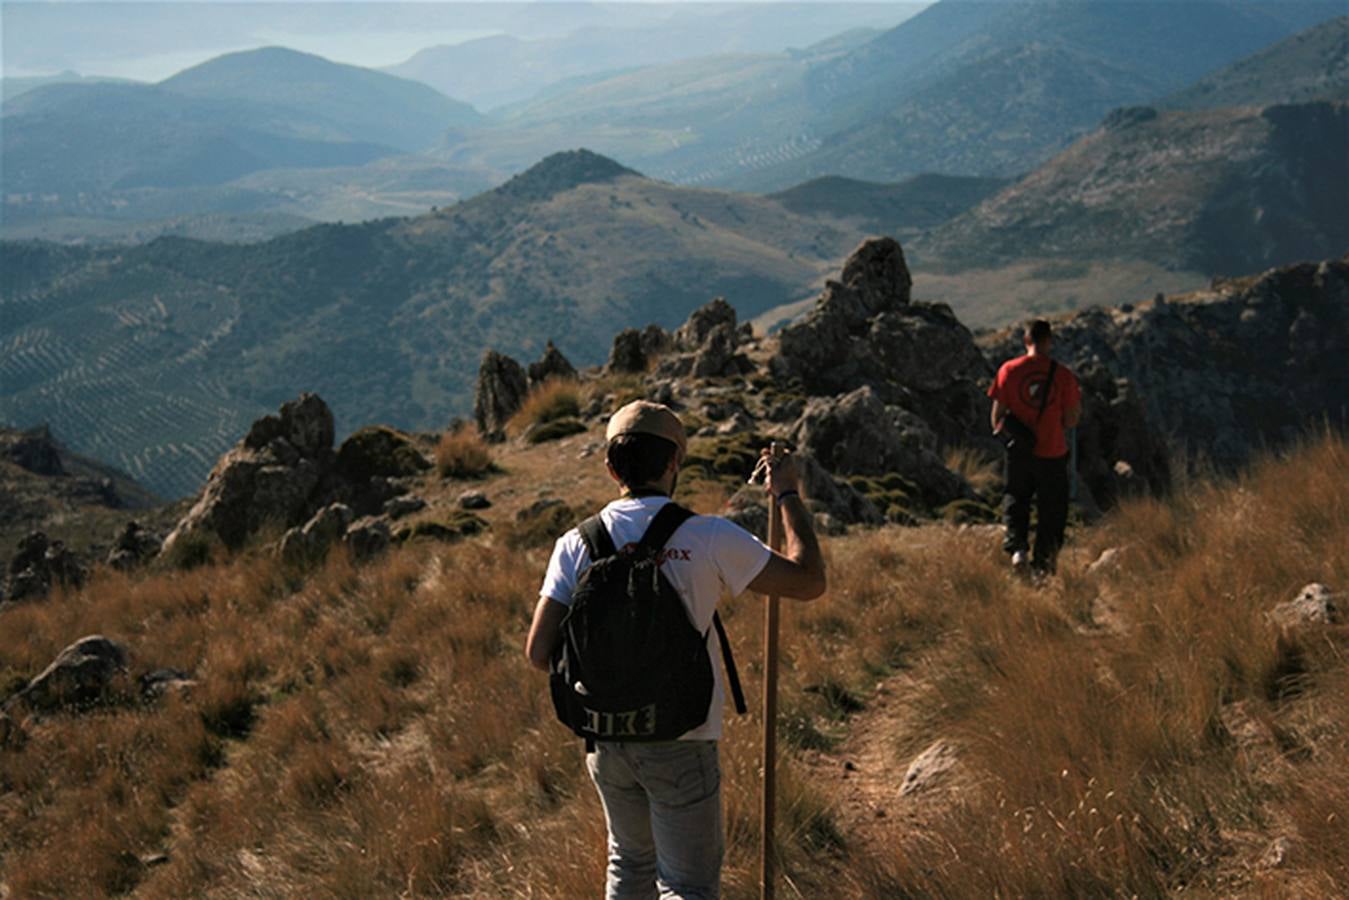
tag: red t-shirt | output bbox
[988,355,1081,458]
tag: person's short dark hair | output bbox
[1025,319,1053,345]
[607,432,679,488]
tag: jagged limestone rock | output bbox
[474,351,529,439]
[528,340,578,386]
[789,386,972,507]
[607,328,647,374]
[163,394,336,553]
[675,297,737,351]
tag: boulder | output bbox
[163,394,335,552]
[770,238,991,449]
[383,495,427,519]
[789,387,971,507]
[474,350,529,439]
[5,532,85,602]
[1,425,64,476]
[528,340,578,386]
[675,297,737,351]
[242,392,334,459]
[900,739,959,797]
[13,635,129,712]
[607,328,647,374]
[279,503,355,565]
[343,516,392,561]
[139,668,196,701]
[640,324,673,359]
[458,490,492,510]
[772,237,913,385]
[336,427,431,482]
[691,323,739,379]
[1271,583,1339,627]
[106,521,162,571]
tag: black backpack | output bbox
[549,502,746,744]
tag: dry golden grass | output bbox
[0,433,1344,897]
[507,378,583,436]
[944,443,1003,499]
[434,425,494,479]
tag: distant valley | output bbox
[1,152,894,497]
[4,3,1348,499]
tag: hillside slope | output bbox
[730,0,1344,188]
[0,151,864,498]
[921,101,1349,274]
[1165,14,1349,109]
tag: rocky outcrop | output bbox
[653,299,754,380]
[473,351,529,439]
[4,532,85,602]
[770,238,991,448]
[1,425,64,476]
[335,426,431,482]
[163,394,336,552]
[788,387,972,507]
[162,394,421,558]
[607,328,648,374]
[674,297,737,351]
[528,340,578,386]
[106,521,162,571]
[278,503,355,566]
[8,635,129,712]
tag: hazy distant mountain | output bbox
[1,71,137,103]
[0,151,877,497]
[770,173,1009,239]
[162,47,483,151]
[2,49,495,241]
[386,4,913,110]
[742,0,1347,187]
[921,102,1349,274]
[1164,15,1349,109]
[476,0,1344,190]
[3,82,396,195]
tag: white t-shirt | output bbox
[539,495,772,741]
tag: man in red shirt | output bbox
[988,320,1081,575]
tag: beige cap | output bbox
[606,400,687,457]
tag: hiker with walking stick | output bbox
[525,401,825,899]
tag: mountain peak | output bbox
[496,150,640,202]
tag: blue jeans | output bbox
[586,740,723,900]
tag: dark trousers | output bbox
[1002,452,1070,569]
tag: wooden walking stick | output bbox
[759,460,783,900]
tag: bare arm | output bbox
[524,596,568,671]
[991,398,1006,433]
[745,446,826,601]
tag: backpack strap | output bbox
[1035,360,1059,424]
[713,612,748,715]
[577,514,617,562]
[637,502,696,552]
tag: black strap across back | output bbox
[576,502,748,717]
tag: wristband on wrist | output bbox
[775,490,800,502]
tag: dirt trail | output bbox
[799,641,974,870]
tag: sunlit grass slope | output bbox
[0,433,1345,896]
